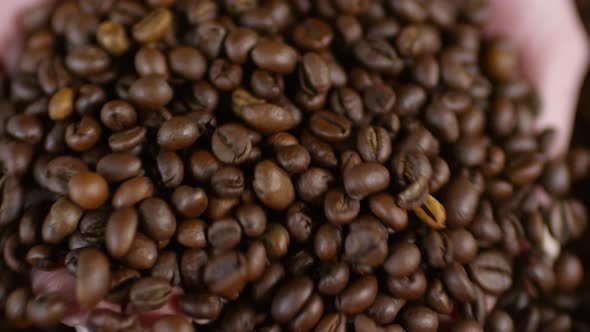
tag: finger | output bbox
[0,0,47,70]
[486,0,589,157]
[32,268,186,330]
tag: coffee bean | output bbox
[154,315,195,332]
[252,39,298,74]
[315,313,346,332]
[77,248,110,308]
[66,46,111,77]
[42,197,82,244]
[106,207,138,258]
[136,46,169,78]
[138,197,176,241]
[387,270,427,300]
[344,216,388,270]
[203,250,248,299]
[130,75,173,109]
[368,193,408,231]
[179,292,222,322]
[426,279,453,315]
[151,251,181,286]
[5,288,32,328]
[232,88,297,134]
[0,176,23,226]
[354,38,402,75]
[68,171,109,210]
[97,153,142,183]
[26,244,57,270]
[441,173,482,228]
[129,277,172,311]
[26,292,66,328]
[314,223,342,262]
[132,8,172,43]
[123,232,158,270]
[253,160,295,210]
[336,275,378,314]
[470,250,512,294]
[413,195,447,229]
[318,262,350,296]
[108,126,147,152]
[100,100,138,132]
[263,223,290,259]
[112,176,155,209]
[443,262,476,302]
[88,309,138,332]
[486,310,515,332]
[384,242,421,278]
[402,305,438,332]
[343,163,390,200]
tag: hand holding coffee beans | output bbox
[0,0,588,331]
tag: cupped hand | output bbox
[0,0,587,330]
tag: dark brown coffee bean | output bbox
[26,292,66,328]
[323,189,360,225]
[5,288,32,328]
[443,262,476,302]
[97,153,142,183]
[363,83,396,114]
[441,174,482,228]
[336,275,378,314]
[151,251,181,286]
[397,24,441,57]
[42,197,82,244]
[470,250,512,294]
[263,223,290,259]
[154,315,195,332]
[132,8,172,43]
[354,38,402,75]
[486,310,514,332]
[317,262,350,296]
[203,250,248,299]
[138,197,176,241]
[100,100,137,132]
[402,305,438,332]
[129,75,173,109]
[344,163,390,200]
[344,216,388,270]
[88,309,138,332]
[293,18,333,51]
[112,176,155,209]
[368,193,408,232]
[211,123,252,165]
[423,230,453,268]
[207,218,242,250]
[0,176,23,226]
[77,248,110,308]
[301,130,338,168]
[209,58,243,91]
[179,292,222,322]
[426,279,453,315]
[253,160,295,210]
[384,242,421,278]
[124,232,158,270]
[68,171,109,209]
[314,223,342,262]
[235,203,267,237]
[66,46,111,77]
[129,277,172,311]
[387,270,427,300]
[252,39,298,74]
[105,207,138,258]
[315,313,346,332]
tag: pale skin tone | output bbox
[1,0,587,328]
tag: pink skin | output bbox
[2,0,587,329]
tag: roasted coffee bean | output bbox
[77,248,110,308]
[138,197,176,241]
[354,38,402,75]
[26,244,58,270]
[426,279,453,315]
[42,197,82,244]
[0,176,23,226]
[384,242,421,278]
[344,216,388,269]
[132,8,172,43]
[263,223,290,259]
[123,232,158,270]
[5,288,32,328]
[203,250,248,299]
[207,218,242,250]
[336,275,378,314]
[317,262,350,296]
[112,176,155,209]
[105,207,138,258]
[344,163,390,200]
[387,270,427,300]
[443,262,476,302]
[254,160,295,210]
[68,171,109,209]
[314,223,342,262]
[414,195,447,229]
[441,173,482,228]
[470,250,512,294]
[323,189,360,225]
[88,309,138,332]
[252,39,298,74]
[402,305,438,332]
[97,153,142,183]
[26,292,66,328]
[129,277,172,311]
[151,251,181,285]
[368,193,408,231]
[554,252,583,291]
[154,315,195,332]
[179,292,222,322]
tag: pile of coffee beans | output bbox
[0,0,589,331]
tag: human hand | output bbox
[0,0,587,330]
[486,0,589,157]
